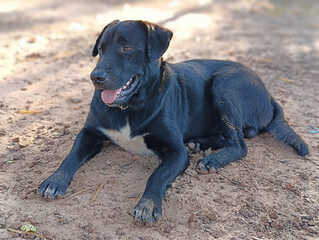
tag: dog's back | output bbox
[169,59,308,157]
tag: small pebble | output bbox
[0,216,7,228]
[0,130,6,136]
[58,217,68,224]
[299,172,309,180]
[70,97,82,104]
[206,212,217,221]
[163,226,171,233]
[13,144,21,151]
[185,168,198,177]
[307,226,319,234]
[308,220,315,226]
[187,142,195,150]
[277,158,286,163]
[12,137,20,143]
[269,211,278,220]
[6,154,14,161]
[301,215,313,221]
[188,214,196,228]
[185,146,191,153]
[28,161,38,168]
[270,221,278,228]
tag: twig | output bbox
[265,147,276,155]
[66,186,97,199]
[278,77,297,85]
[239,161,259,189]
[252,236,264,240]
[204,228,214,234]
[90,182,105,204]
[191,210,202,215]
[18,110,42,114]
[120,162,132,168]
[7,227,47,239]
[304,157,319,167]
[217,171,243,186]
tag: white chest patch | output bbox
[98,123,154,156]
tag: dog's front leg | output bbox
[133,142,189,224]
[38,127,106,198]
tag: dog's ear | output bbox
[138,21,173,62]
[92,20,120,57]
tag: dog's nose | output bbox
[90,70,107,83]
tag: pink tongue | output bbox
[101,88,122,104]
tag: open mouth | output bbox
[100,75,139,106]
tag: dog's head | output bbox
[90,20,173,108]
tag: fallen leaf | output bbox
[21,223,36,232]
[4,160,14,164]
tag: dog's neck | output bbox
[125,58,170,111]
[146,58,171,99]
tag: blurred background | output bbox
[1,0,319,74]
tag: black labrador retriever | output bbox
[38,20,308,224]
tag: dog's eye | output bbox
[123,46,132,52]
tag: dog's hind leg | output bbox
[196,97,247,173]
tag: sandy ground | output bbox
[0,0,319,239]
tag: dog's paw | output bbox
[185,141,201,153]
[196,157,219,174]
[38,171,72,199]
[133,198,162,224]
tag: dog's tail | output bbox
[266,98,308,156]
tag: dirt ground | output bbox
[0,0,319,239]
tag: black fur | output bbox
[38,20,308,224]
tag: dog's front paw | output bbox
[133,198,162,224]
[38,171,72,199]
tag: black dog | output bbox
[38,20,308,224]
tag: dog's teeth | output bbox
[122,76,136,91]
